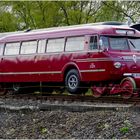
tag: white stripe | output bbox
[0,71,61,75]
[0,69,105,75]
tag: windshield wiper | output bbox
[129,40,136,49]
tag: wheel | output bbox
[13,83,20,93]
[65,69,81,94]
[7,83,21,94]
[120,77,136,99]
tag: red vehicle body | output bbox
[0,22,140,98]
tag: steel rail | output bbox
[0,93,140,105]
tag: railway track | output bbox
[0,92,140,105]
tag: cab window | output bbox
[89,36,98,50]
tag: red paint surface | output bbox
[0,24,140,88]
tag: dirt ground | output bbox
[0,109,140,139]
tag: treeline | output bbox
[0,1,140,32]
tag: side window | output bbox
[38,40,46,53]
[65,36,84,52]
[21,41,37,54]
[0,44,4,55]
[100,36,109,50]
[47,38,64,53]
[89,36,98,50]
[4,42,20,55]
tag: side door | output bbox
[86,35,109,81]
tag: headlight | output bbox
[114,62,122,69]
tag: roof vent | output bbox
[24,28,32,32]
[101,21,126,26]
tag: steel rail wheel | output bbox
[120,77,136,99]
[91,86,104,98]
[13,83,20,92]
[7,83,21,95]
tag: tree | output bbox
[0,1,140,32]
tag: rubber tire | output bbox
[65,69,81,94]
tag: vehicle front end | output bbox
[92,27,140,98]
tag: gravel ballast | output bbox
[0,109,140,139]
[0,97,140,139]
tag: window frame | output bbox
[4,42,21,56]
[37,39,47,54]
[108,36,130,52]
[0,43,5,56]
[46,37,65,53]
[87,34,99,51]
[65,36,85,52]
[20,40,38,55]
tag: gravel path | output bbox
[0,109,140,139]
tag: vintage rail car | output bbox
[0,22,140,98]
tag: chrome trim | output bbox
[80,69,105,73]
[123,73,133,76]
[74,58,111,62]
[0,71,61,75]
[123,73,140,77]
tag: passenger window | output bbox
[4,42,20,55]
[21,41,37,54]
[0,44,4,55]
[38,40,46,53]
[90,36,98,50]
[47,38,64,53]
[65,36,84,52]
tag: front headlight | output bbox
[114,62,122,69]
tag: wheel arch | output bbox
[62,62,81,81]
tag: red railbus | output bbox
[0,22,140,98]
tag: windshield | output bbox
[100,36,140,51]
[109,37,129,50]
[128,38,140,51]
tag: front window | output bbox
[109,37,129,50]
[100,36,130,51]
[128,38,140,51]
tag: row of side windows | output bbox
[0,36,98,56]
